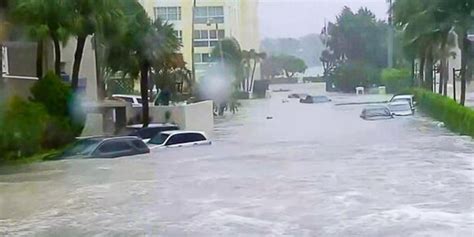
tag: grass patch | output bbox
[413,89,474,137]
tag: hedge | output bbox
[414,89,474,137]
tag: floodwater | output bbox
[1,83,473,236]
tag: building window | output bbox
[154,7,181,21]
[193,29,225,47]
[194,6,224,24]
[174,30,183,43]
[194,53,213,63]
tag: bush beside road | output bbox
[414,89,474,138]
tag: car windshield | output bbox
[62,139,101,156]
[392,98,410,104]
[148,133,170,145]
[390,103,411,112]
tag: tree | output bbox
[211,38,244,115]
[11,0,71,76]
[437,0,474,106]
[241,49,266,92]
[106,0,180,127]
[279,54,307,78]
[69,0,122,92]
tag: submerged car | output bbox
[360,105,394,120]
[58,137,150,159]
[388,101,414,116]
[288,93,309,99]
[390,94,416,108]
[120,124,179,143]
[300,95,332,104]
[148,131,211,149]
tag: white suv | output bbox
[112,94,143,107]
[148,131,211,149]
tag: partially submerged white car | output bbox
[388,101,414,116]
[148,131,211,149]
[390,94,416,109]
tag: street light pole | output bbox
[191,0,197,83]
[387,0,394,68]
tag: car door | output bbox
[94,140,136,158]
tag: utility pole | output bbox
[387,0,394,68]
[191,0,197,84]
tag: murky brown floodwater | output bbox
[1,83,473,236]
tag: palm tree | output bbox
[437,0,473,106]
[393,0,449,91]
[249,50,266,93]
[11,0,71,76]
[106,1,180,127]
[69,0,122,92]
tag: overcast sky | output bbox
[258,0,388,39]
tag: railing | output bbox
[2,74,38,80]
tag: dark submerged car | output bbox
[288,93,309,99]
[360,105,394,120]
[299,95,332,104]
[58,137,150,159]
[119,124,179,142]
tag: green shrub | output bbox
[41,117,77,149]
[414,89,474,137]
[381,68,411,94]
[30,71,72,117]
[0,97,48,159]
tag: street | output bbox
[1,83,473,236]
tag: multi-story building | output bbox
[139,0,260,81]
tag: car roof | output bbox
[112,94,141,98]
[79,136,141,142]
[160,130,207,136]
[393,95,414,99]
[126,123,178,129]
[363,105,390,110]
[389,101,411,106]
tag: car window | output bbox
[131,140,148,149]
[62,139,101,156]
[136,98,143,104]
[166,134,187,146]
[98,140,132,153]
[149,133,170,145]
[186,133,206,143]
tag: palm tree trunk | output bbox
[438,60,444,94]
[71,36,87,91]
[51,34,61,76]
[250,59,258,93]
[425,48,434,91]
[140,62,150,128]
[411,58,415,87]
[71,36,86,91]
[460,32,469,106]
[419,56,425,87]
[36,40,43,79]
[443,60,448,96]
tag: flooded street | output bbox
[1,83,473,236]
